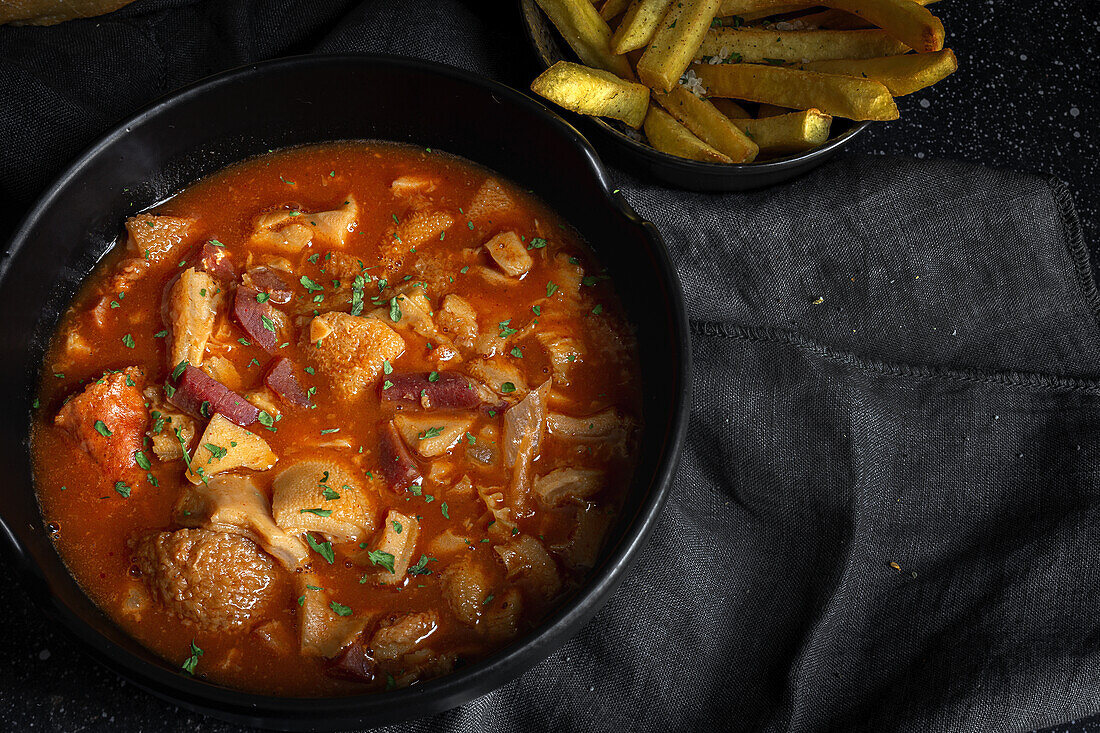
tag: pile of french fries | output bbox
[530,0,957,164]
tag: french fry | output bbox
[801,49,957,96]
[714,0,943,52]
[636,0,723,92]
[644,106,733,162]
[698,28,909,62]
[710,98,752,118]
[730,4,810,21]
[691,62,898,120]
[611,0,673,54]
[756,103,792,117]
[531,61,651,128]
[799,0,940,30]
[535,0,636,79]
[653,87,759,162]
[600,0,632,21]
[728,109,833,154]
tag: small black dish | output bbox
[0,55,691,730]
[519,0,870,191]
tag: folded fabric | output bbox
[0,2,1094,732]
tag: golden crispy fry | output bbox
[729,109,833,154]
[653,87,759,162]
[531,61,651,128]
[799,0,939,30]
[636,0,723,92]
[535,0,635,79]
[643,106,733,162]
[714,0,943,52]
[801,48,957,96]
[756,103,792,117]
[710,98,752,118]
[611,0,674,54]
[691,62,898,120]
[698,28,909,62]
[600,0,631,21]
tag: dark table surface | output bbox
[0,1,1095,731]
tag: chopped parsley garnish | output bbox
[171,360,188,380]
[592,304,604,315]
[546,281,559,297]
[93,420,112,437]
[498,319,518,338]
[419,426,444,440]
[441,502,450,519]
[500,382,517,394]
[382,359,393,375]
[134,450,152,470]
[528,237,547,249]
[154,330,167,338]
[301,508,333,517]
[389,296,402,322]
[366,549,396,574]
[510,347,523,358]
[204,443,227,461]
[258,410,274,427]
[428,371,440,382]
[393,520,403,533]
[181,640,203,675]
[305,534,335,564]
[300,275,323,292]
[408,554,435,576]
[330,601,353,617]
[114,481,131,498]
[260,314,276,333]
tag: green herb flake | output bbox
[94,420,112,437]
[134,451,152,470]
[330,601,353,617]
[441,502,450,519]
[121,334,135,348]
[500,382,517,394]
[114,481,131,498]
[305,534,335,564]
[301,507,333,517]
[367,549,396,574]
[419,426,445,440]
[181,640,203,675]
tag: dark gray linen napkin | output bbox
[0,1,1096,731]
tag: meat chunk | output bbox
[250,209,314,253]
[440,555,498,627]
[396,209,453,248]
[437,294,479,349]
[143,386,196,462]
[306,312,405,400]
[503,380,551,513]
[466,357,527,399]
[478,484,517,541]
[54,367,146,480]
[298,574,368,658]
[466,178,516,224]
[380,372,483,410]
[494,534,562,602]
[175,474,309,570]
[546,407,631,439]
[485,231,533,277]
[355,510,420,586]
[185,414,277,484]
[535,332,584,386]
[378,421,422,492]
[125,214,195,264]
[233,286,286,353]
[264,357,312,406]
[533,468,605,506]
[370,611,438,661]
[553,503,613,569]
[393,413,474,459]
[200,241,236,281]
[132,528,277,631]
[165,267,219,369]
[169,364,259,427]
[242,266,293,304]
[271,459,376,544]
[390,174,437,198]
[308,195,358,247]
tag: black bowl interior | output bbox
[0,55,690,729]
[518,0,870,191]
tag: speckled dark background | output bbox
[0,1,1095,732]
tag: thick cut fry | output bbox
[535,0,635,79]
[600,0,631,20]
[636,0,722,92]
[610,0,673,54]
[715,0,943,52]
[698,28,909,62]
[691,62,898,120]
[801,49,957,96]
[531,61,651,128]
[710,98,751,118]
[730,109,833,154]
[756,103,792,117]
[799,0,939,30]
[643,106,733,163]
[653,87,759,162]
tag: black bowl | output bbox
[0,55,690,729]
[519,0,870,191]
